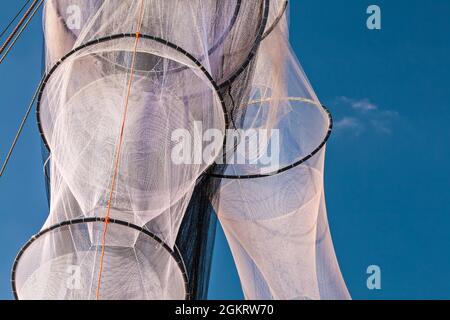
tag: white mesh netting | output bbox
[210,1,350,300]
[13,0,349,300]
[13,220,187,300]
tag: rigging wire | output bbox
[0,79,42,178]
[0,0,45,177]
[0,0,44,65]
[0,0,40,56]
[0,0,32,40]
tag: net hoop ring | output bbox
[262,0,289,40]
[11,217,190,300]
[208,98,333,179]
[217,0,270,89]
[36,33,228,153]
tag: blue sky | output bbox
[1,1,450,300]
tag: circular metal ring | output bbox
[11,217,190,300]
[36,33,228,152]
[208,98,333,179]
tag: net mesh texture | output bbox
[13,0,349,300]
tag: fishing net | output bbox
[42,0,268,85]
[15,0,263,300]
[13,0,349,300]
[38,37,226,230]
[13,219,187,300]
[210,2,351,300]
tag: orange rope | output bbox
[95,0,146,300]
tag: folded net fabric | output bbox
[210,1,350,300]
[13,0,267,300]
[12,0,348,300]
[42,0,268,85]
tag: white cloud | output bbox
[337,97,378,112]
[334,97,399,136]
[334,117,364,135]
[335,117,362,130]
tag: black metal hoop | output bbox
[262,1,288,40]
[207,102,333,180]
[37,0,271,151]
[217,0,270,89]
[11,217,190,300]
[36,33,229,151]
